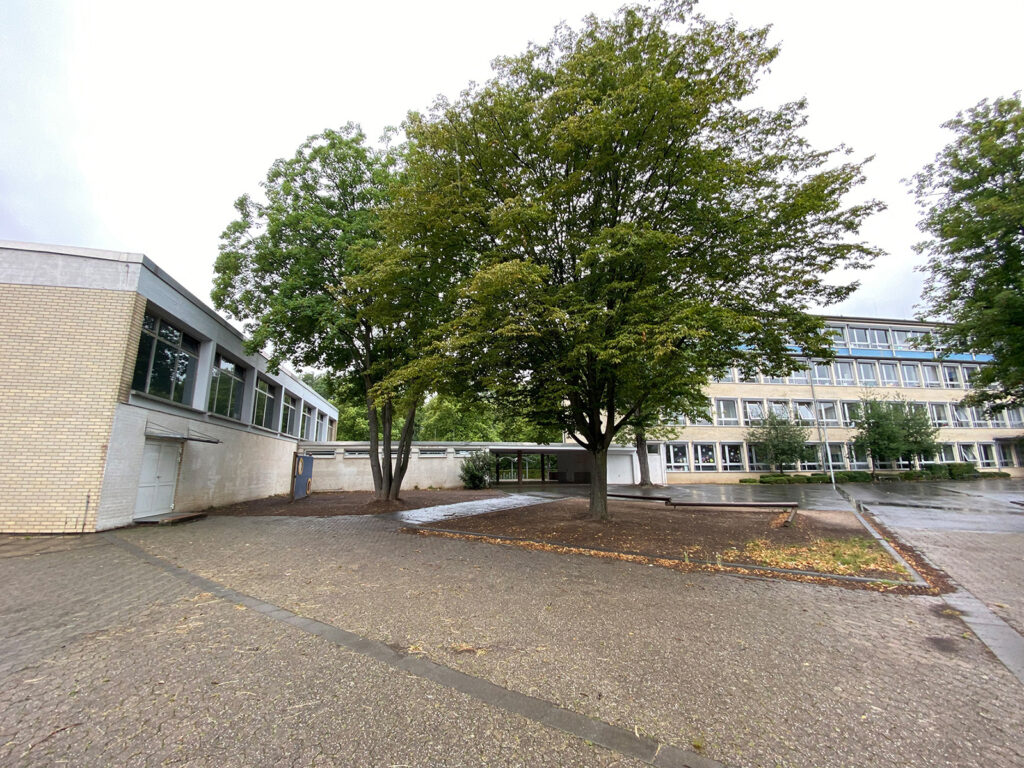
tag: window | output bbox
[1008,408,1024,428]
[816,401,839,426]
[826,443,846,470]
[826,325,847,346]
[970,407,988,427]
[794,401,816,424]
[300,405,314,439]
[787,363,810,385]
[132,312,199,404]
[418,448,447,458]
[854,362,877,386]
[715,367,736,383]
[281,394,297,434]
[997,444,1016,467]
[738,370,759,384]
[811,363,832,385]
[720,443,744,471]
[922,364,942,389]
[909,402,928,419]
[802,444,822,471]
[833,361,855,386]
[208,353,245,420]
[666,444,689,471]
[931,444,956,464]
[664,412,686,426]
[870,328,890,349]
[958,443,979,464]
[252,379,277,430]
[317,413,328,441]
[694,443,718,472]
[692,407,713,426]
[879,363,899,387]
[978,444,997,468]
[716,399,739,426]
[847,443,869,470]
[900,363,921,388]
[892,329,924,350]
[849,327,871,349]
[952,404,972,427]
[991,410,1008,428]
[962,365,980,387]
[768,400,790,420]
[764,373,785,385]
[841,401,860,426]
[929,403,950,427]
[942,365,961,389]
[743,400,765,424]
[746,444,768,471]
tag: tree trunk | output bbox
[388,401,419,501]
[380,399,393,500]
[588,446,609,521]
[635,428,652,487]
[365,392,383,497]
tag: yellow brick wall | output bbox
[0,284,140,533]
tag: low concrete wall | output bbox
[312,448,468,491]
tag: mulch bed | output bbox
[416,497,941,592]
[205,489,504,517]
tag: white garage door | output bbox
[134,440,182,520]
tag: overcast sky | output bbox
[2,0,1022,321]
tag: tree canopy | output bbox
[744,412,813,473]
[852,398,939,472]
[912,94,1024,410]
[214,125,437,499]
[393,1,882,517]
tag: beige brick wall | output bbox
[0,284,139,533]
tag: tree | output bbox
[744,412,814,474]
[617,410,677,487]
[214,125,438,501]
[852,398,939,474]
[912,94,1024,411]
[395,2,881,518]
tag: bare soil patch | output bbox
[421,497,912,582]
[206,489,503,517]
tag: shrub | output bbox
[842,471,872,483]
[978,470,1012,478]
[459,451,495,489]
[947,462,979,480]
[739,478,760,484]
[925,463,950,479]
[806,474,829,483]
[899,470,926,481]
[759,476,789,484]
[788,475,809,484]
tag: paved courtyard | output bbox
[2,481,1023,767]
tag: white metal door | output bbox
[134,440,181,519]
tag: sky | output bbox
[2,0,1022,321]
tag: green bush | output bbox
[738,478,760,484]
[459,451,495,489]
[947,462,979,480]
[788,475,809,484]
[759,476,789,484]
[978,470,1012,478]
[925,463,951,479]
[899,470,926,481]
[841,471,872,483]
[806,474,829,483]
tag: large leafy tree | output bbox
[394,1,882,518]
[912,94,1024,411]
[214,125,435,500]
[744,412,814,474]
[852,398,939,474]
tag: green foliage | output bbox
[393,2,881,518]
[947,462,980,480]
[899,470,926,481]
[912,94,1024,411]
[925,463,951,479]
[745,412,815,473]
[459,451,495,489]
[852,398,939,470]
[979,470,1012,478]
[738,478,760,484]
[416,394,563,442]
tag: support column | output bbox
[540,454,546,483]
[516,451,523,483]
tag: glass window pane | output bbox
[157,320,181,346]
[132,333,154,392]
[149,341,176,400]
[172,352,197,404]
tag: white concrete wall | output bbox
[95,403,301,529]
[312,448,469,491]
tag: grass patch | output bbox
[723,536,906,577]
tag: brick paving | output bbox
[2,506,1023,767]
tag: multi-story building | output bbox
[660,317,1024,483]
[0,241,337,533]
